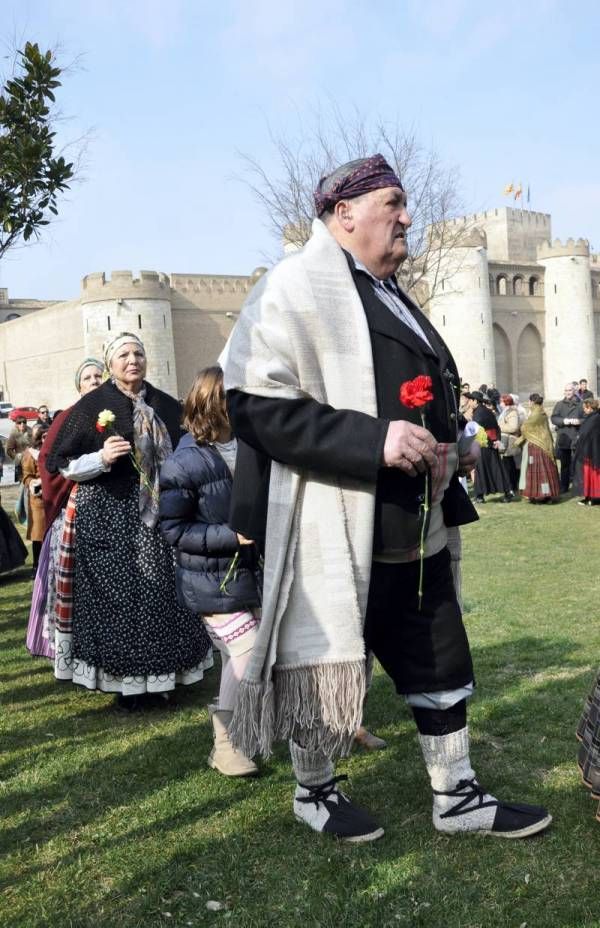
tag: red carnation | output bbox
[399,375,434,409]
[95,422,106,433]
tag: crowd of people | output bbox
[458,379,600,506]
[1,153,600,842]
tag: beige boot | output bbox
[207,705,258,777]
[354,725,388,751]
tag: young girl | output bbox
[159,366,261,776]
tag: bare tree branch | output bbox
[237,105,467,306]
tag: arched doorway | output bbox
[517,324,544,397]
[493,323,512,392]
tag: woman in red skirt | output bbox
[517,394,560,503]
[573,399,600,505]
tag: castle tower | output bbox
[425,227,496,388]
[537,239,595,400]
[80,271,178,396]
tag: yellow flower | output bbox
[97,409,116,428]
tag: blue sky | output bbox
[1,0,599,299]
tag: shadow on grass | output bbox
[0,663,53,684]
[2,630,600,928]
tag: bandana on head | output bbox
[75,357,104,392]
[314,154,404,217]
[103,332,145,369]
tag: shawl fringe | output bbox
[229,660,366,759]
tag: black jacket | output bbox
[551,398,585,451]
[472,405,500,445]
[46,379,184,498]
[227,253,477,552]
[159,434,261,614]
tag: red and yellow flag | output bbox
[514,183,522,200]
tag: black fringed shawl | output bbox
[45,380,183,498]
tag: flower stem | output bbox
[220,550,240,595]
[418,411,429,612]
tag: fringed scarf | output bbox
[113,382,173,529]
[519,406,555,459]
[222,218,378,759]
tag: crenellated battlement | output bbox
[537,238,590,260]
[428,223,487,250]
[448,207,551,227]
[170,273,260,296]
[81,270,170,303]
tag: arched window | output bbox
[513,275,524,296]
[496,274,507,296]
[529,276,540,296]
[488,274,495,295]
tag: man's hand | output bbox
[457,442,480,476]
[382,420,438,476]
[101,435,132,466]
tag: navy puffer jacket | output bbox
[159,433,260,614]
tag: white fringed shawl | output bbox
[222,218,379,758]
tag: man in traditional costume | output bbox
[222,155,552,842]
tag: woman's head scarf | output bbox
[75,358,104,392]
[103,332,146,370]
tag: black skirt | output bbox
[364,547,473,694]
[474,447,511,496]
[71,481,212,678]
[0,506,27,573]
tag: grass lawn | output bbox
[2,494,600,928]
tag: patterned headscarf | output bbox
[314,154,404,217]
[103,332,145,369]
[75,357,104,392]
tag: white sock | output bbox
[289,739,335,788]
[418,726,497,833]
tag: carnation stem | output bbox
[418,411,429,612]
[220,550,240,595]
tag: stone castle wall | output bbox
[1,212,599,405]
[0,270,254,407]
[0,299,85,408]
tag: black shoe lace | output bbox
[296,775,349,808]
[433,777,498,819]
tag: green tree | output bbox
[0,41,74,260]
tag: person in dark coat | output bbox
[551,384,584,493]
[160,366,261,777]
[573,399,600,505]
[470,393,512,503]
[222,155,551,843]
[576,379,594,402]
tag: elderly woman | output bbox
[21,424,49,578]
[497,394,522,494]
[46,333,212,710]
[517,394,560,503]
[26,358,104,659]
